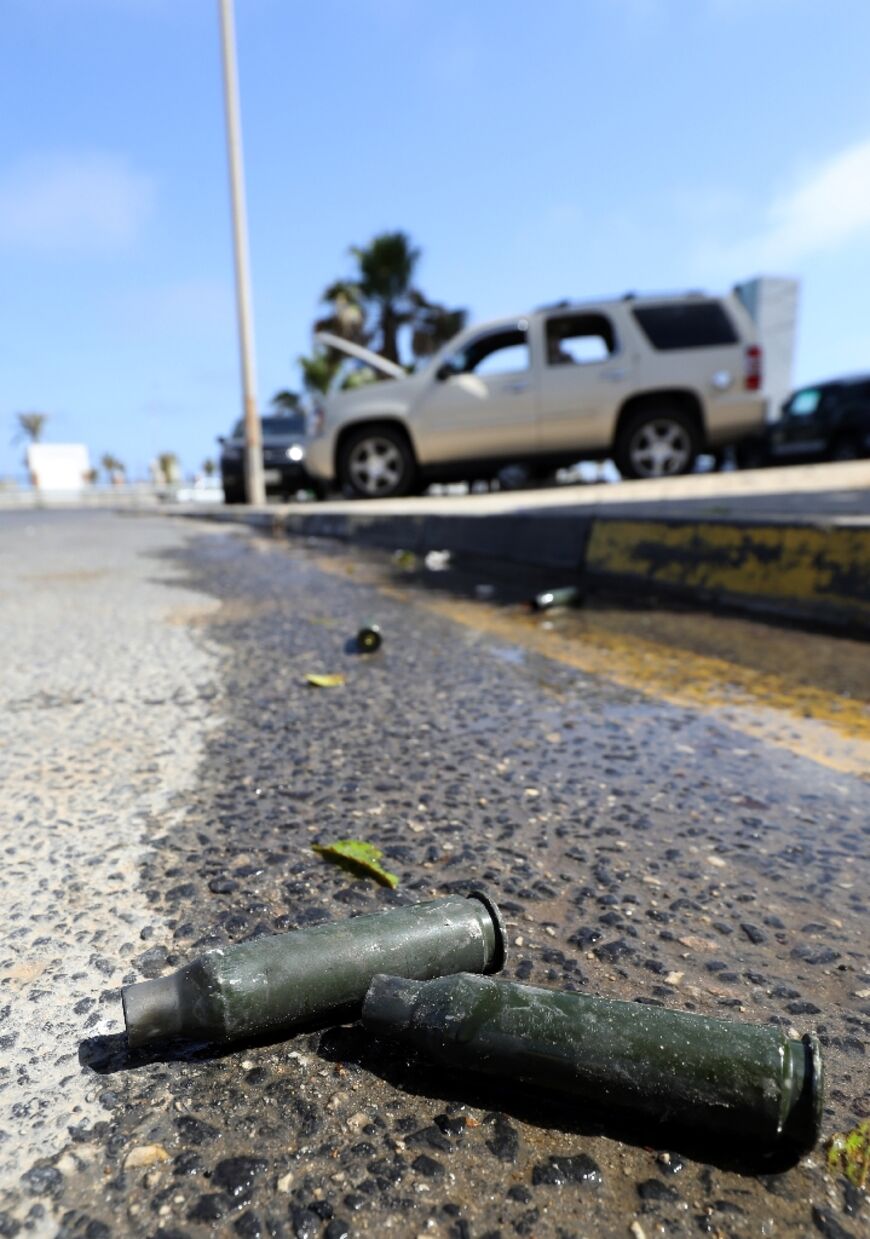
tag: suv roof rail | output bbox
[625,289,707,301]
[539,290,712,312]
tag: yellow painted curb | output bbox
[586,521,870,626]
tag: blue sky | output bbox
[3,0,870,480]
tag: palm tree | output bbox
[314,280,367,347]
[315,232,467,368]
[350,231,420,364]
[202,458,216,477]
[270,389,301,411]
[298,351,341,396]
[156,452,180,484]
[100,453,125,483]
[411,295,468,359]
[14,412,47,444]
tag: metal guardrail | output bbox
[0,484,224,510]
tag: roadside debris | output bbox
[356,622,382,652]
[124,1144,170,1170]
[531,586,583,611]
[424,549,451,572]
[312,838,397,887]
[305,672,345,687]
[362,973,824,1150]
[121,893,506,1049]
[827,1119,870,1188]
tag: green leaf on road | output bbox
[305,673,345,688]
[392,549,417,571]
[312,839,399,888]
[827,1119,870,1188]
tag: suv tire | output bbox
[338,426,416,499]
[223,483,245,505]
[615,406,699,479]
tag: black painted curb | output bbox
[171,507,870,636]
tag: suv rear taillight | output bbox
[744,345,763,391]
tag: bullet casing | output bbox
[362,973,823,1149]
[357,622,382,652]
[122,893,505,1050]
[532,586,582,611]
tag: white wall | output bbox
[27,443,90,492]
[734,277,800,421]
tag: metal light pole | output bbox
[218,0,264,505]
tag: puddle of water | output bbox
[418,594,870,779]
[305,545,870,779]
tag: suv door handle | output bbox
[506,380,529,393]
[601,368,627,381]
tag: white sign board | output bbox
[27,443,90,493]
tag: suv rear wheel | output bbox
[338,426,416,499]
[615,407,699,479]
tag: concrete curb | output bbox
[175,506,870,634]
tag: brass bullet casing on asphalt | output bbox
[122,893,506,1050]
[357,622,382,652]
[532,586,582,611]
[362,973,824,1150]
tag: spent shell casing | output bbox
[532,586,582,611]
[122,893,506,1050]
[357,622,382,652]
[362,973,823,1149]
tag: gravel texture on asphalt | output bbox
[1,512,868,1239]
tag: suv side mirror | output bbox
[217,435,226,444]
[436,362,456,382]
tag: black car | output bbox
[736,375,870,468]
[218,413,320,503]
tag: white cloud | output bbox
[715,137,870,273]
[0,152,154,253]
[758,137,870,262]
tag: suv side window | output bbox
[447,327,529,378]
[545,314,616,365]
[632,302,738,350]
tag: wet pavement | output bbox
[1,511,868,1238]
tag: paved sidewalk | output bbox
[235,459,870,521]
[0,511,220,1235]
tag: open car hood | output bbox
[315,331,407,380]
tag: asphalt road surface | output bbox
[1,510,868,1239]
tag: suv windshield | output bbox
[442,326,529,377]
[230,414,307,437]
[786,389,822,417]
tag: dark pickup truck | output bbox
[218,413,322,503]
[736,375,870,468]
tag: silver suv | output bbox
[305,291,766,498]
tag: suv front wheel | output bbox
[615,407,699,479]
[338,426,417,499]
